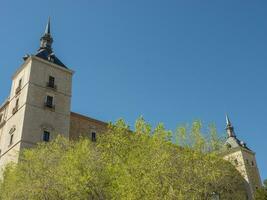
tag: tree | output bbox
[255,179,267,200]
[175,120,225,153]
[0,118,247,200]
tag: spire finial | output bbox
[39,17,53,53]
[226,114,231,126]
[44,16,51,35]
[225,114,235,138]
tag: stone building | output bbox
[0,19,262,199]
[0,19,108,172]
[221,116,262,200]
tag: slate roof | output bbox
[224,115,251,151]
[35,48,67,68]
[31,17,67,69]
[225,136,251,151]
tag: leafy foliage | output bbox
[0,118,246,200]
[175,120,225,153]
[255,179,267,200]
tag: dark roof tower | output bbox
[39,17,53,53]
[224,115,250,150]
[226,114,235,138]
[35,17,67,68]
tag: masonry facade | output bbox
[221,116,262,200]
[0,19,108,173]
[0,19,262,199]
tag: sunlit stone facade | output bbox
[0,20,262,199]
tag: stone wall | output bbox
[223,147,262,200]
[69,112,108,141]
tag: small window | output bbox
[15,79,22,94]
[234,159,238,166]
[226,143,231,149]
[0,114,3,123]
[91,132,96,142]
[246,159,249,165]
[48,76,55,88]
[43,131,50,142]
[9,134,14,145]
[251,161,254,166]
[45,96,54,108]
[16,98,19,107]
[18,79,22,88]
[13,99,19,114]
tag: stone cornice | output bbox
[12,56,75,79]
[32,56,74,75]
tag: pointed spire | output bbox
[39,17,53,53]
[35,18,67,68]
[226,114,231,126]
[225,114,235,138]
[44,17,51,35]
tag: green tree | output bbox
[255,179,267,200]
[175,121,225,153]
[0,118,247,200]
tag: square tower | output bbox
[222,115,262,200]
[0,19,73,171]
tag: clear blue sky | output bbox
[0,1,266,181]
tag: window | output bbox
[48,76,55,88]
[9,126,16,146]
[9,134,14,146]
[0,114,2,123]
[234,159,238,166]
[45,96,54,108]
[226,143,231,149]
[91,132,96,142]
[211,192,220,200]
[18,79,22,88]
[43,131,50,142]
[12,98,19,114]
[16,98,19,108]
[251,161,254,166]
[246,159,249,165]
[15,79,22,94]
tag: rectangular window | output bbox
[234,159,238,166]
[48,76,55,88]
[18,79,22,88]
[13,99,19,114]
[0,114,2,123]
[45,96,53,108]
[91,132,96,142]
[9,134,14,145]
[15,79,22,94]
[43,131,50,142]
[16,99,19,107]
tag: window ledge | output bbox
[46,83,57,91]
[12,107,18,115]
[44,104,55,112]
